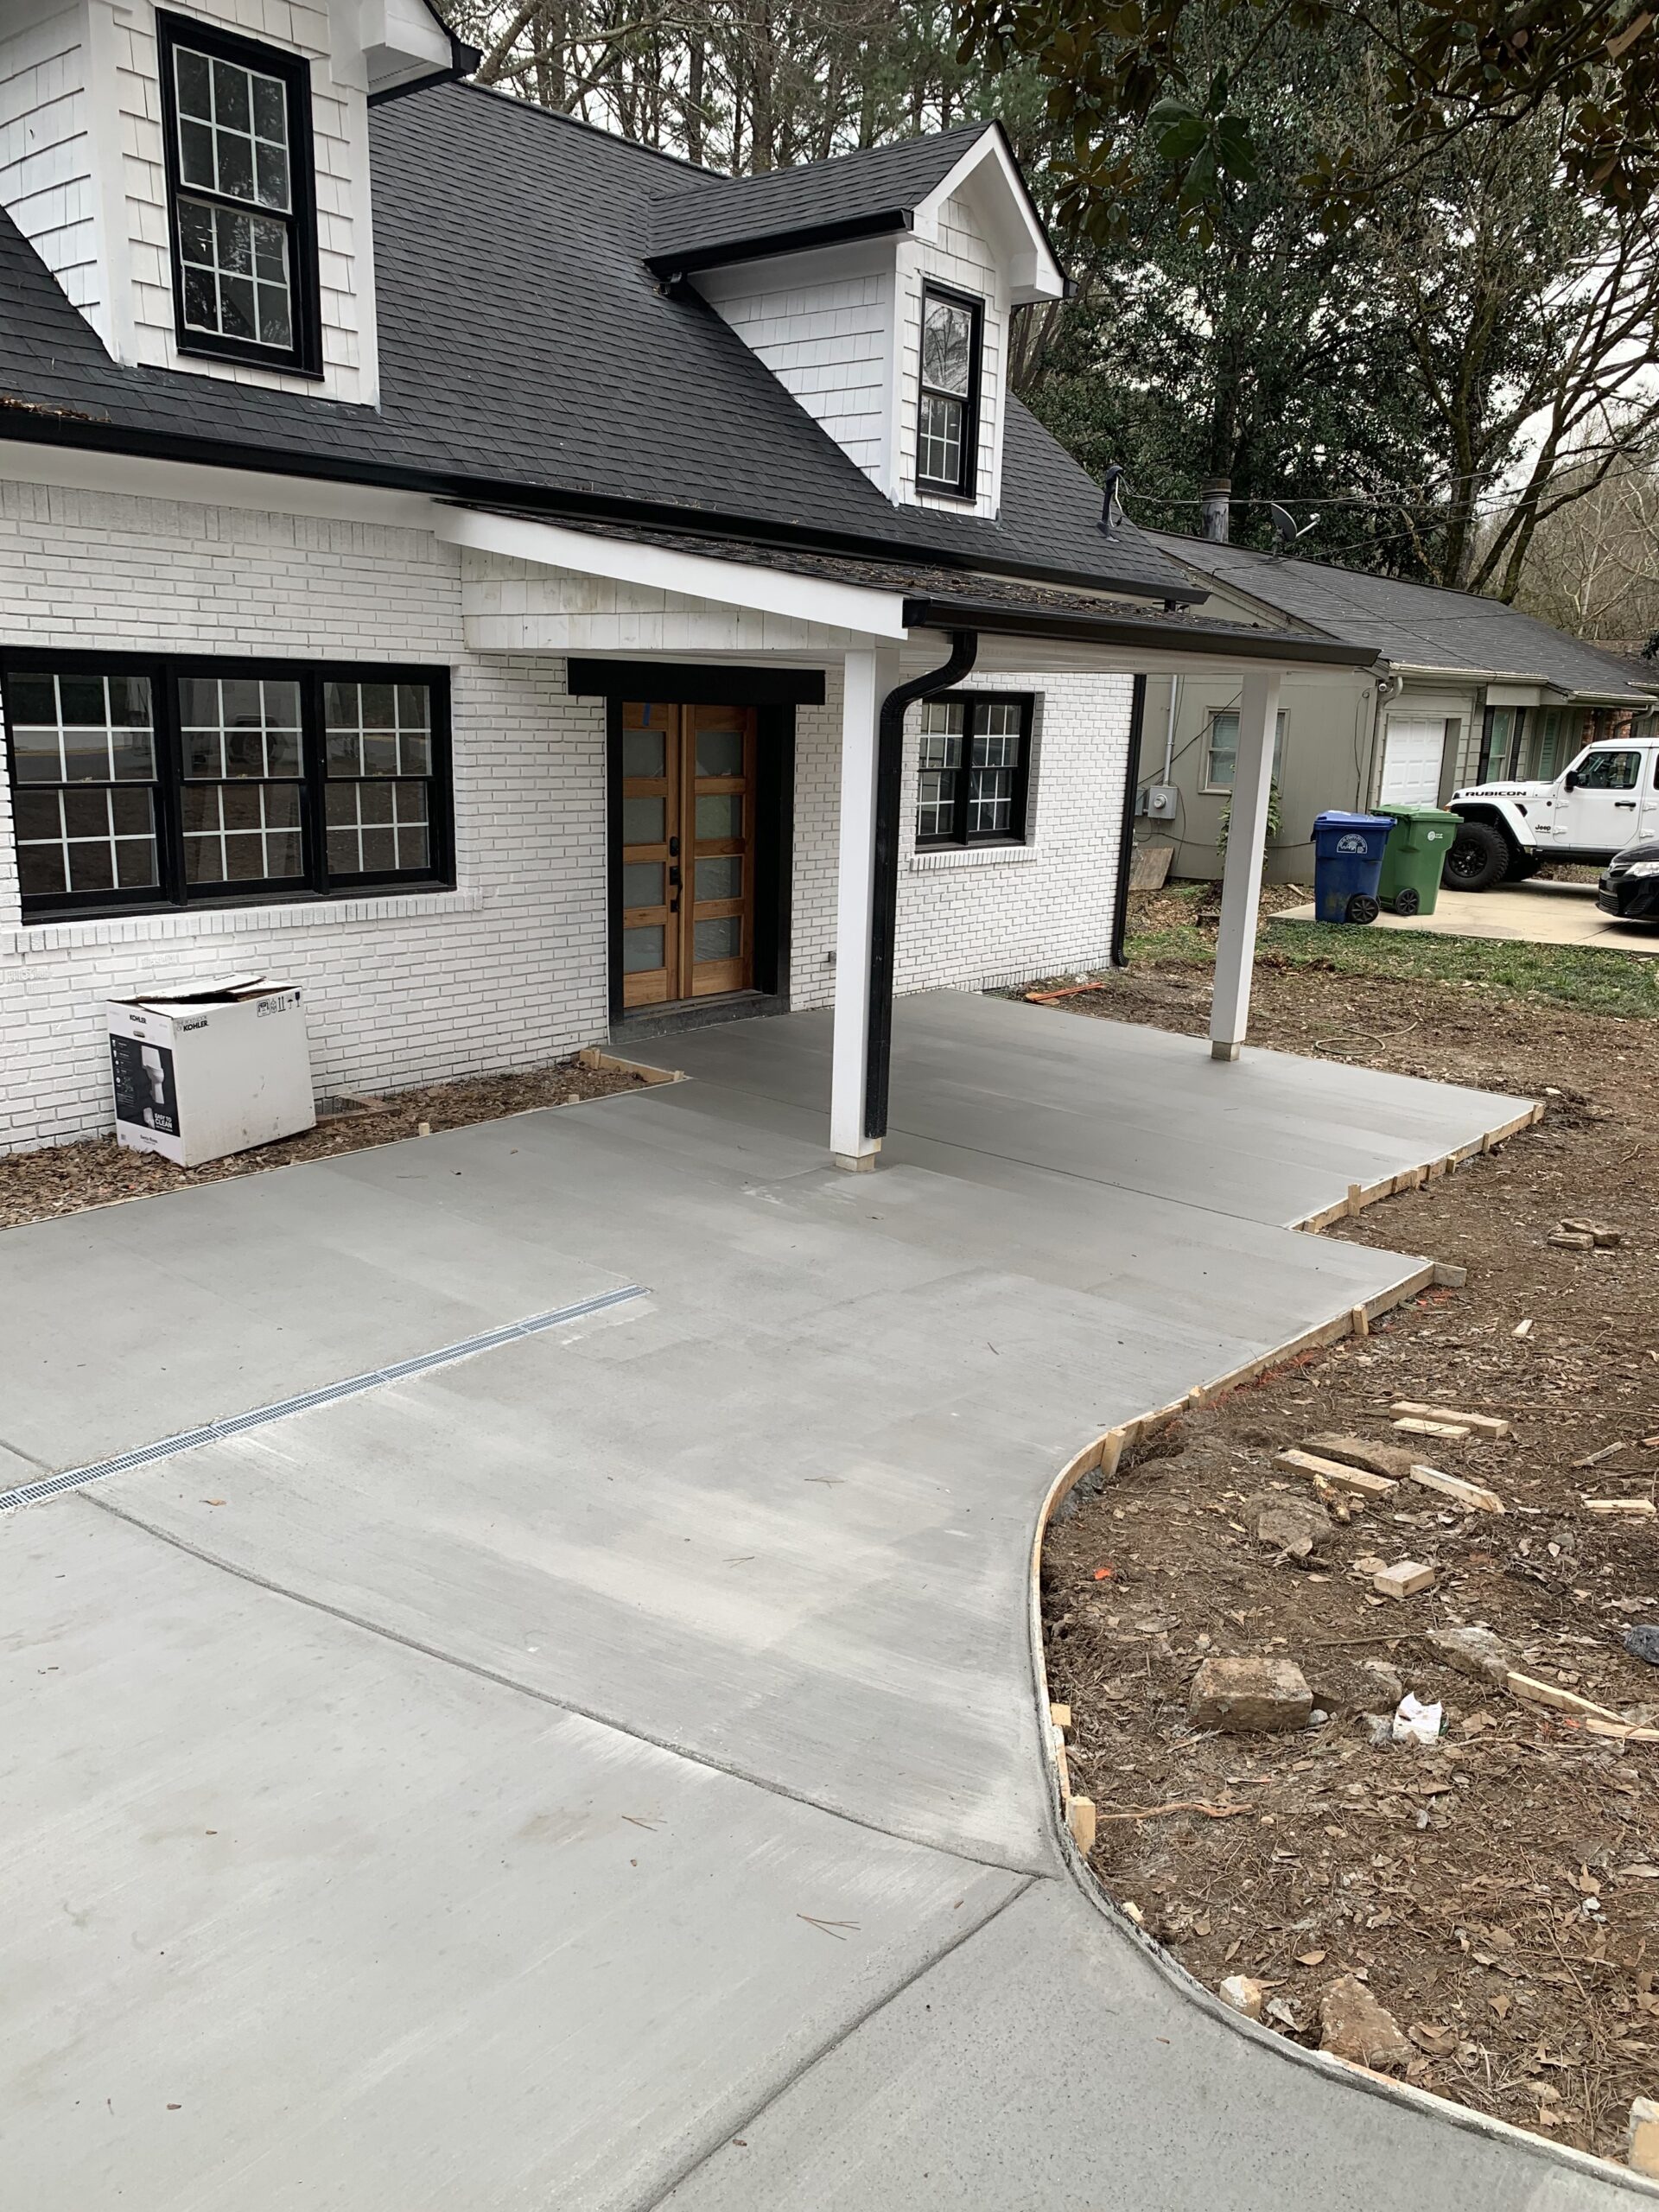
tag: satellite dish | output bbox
[1269,502,1317,557]
[1099,465,1126,534]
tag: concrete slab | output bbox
[662,990,1530,1226]
[1281,879,1659,956]
[3,995,1614,2211]
[2,1503,1023,2212]
[664,1879,1628,2211]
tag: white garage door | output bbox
[1380,717,1444,805]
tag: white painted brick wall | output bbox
[1,479,1133,1154]
[790,665,1132,1007]
[0,481,609,1154]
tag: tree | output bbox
[956,0,1659,239]
[1502,454,1659,637]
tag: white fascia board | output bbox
[917,131,1065,304]
[0,438,435,525]
[435,507,911,639]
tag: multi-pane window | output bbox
[1204,708,1287,792]
[324,682,434,875]
[157,12,319,372]
[917,286,981,497]
[3,656,450,918]
[914,694,1033,847]
[6,673,160,900]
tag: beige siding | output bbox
[0,3,100,327]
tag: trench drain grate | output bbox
[0,1285,648,1513]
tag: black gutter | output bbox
[1109,674,1147,969]
[901,595,1380,670]
[865,632,978,1142]
[647,209,912,280]
[0,411,1209,608]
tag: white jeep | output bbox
[1445,736,1659,892]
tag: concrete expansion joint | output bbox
[638,1874,1041,2212]
[79,1488,1046,1883]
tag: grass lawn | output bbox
[1126,882,1659,1020]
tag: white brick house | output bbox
[0,0,1369,1166]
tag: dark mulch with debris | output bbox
[0,1058,648,1230]
[1039,900,1659,2162]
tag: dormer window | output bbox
[156,12,322,376]
[917,285,982,499]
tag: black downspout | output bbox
[864,631,979,1141]
[1109,673,1148,968]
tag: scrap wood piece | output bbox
[1274,1447,1397,1498]
[1585,1718,1659,1745]
[1392,1416,1472,1441]
[1573,1441,1626,1470]
[1096,1799,1251,1823]
[1582,1497,1656,1516]
[1409,1465,1504,1515]
[1505,1672,1636,1728]
[1390,1401,1513,1440]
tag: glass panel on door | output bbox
[617,702,758,1007]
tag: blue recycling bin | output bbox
[1312,811,1395,925]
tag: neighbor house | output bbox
[0,0,1370,1163]
[1135,525,1658,883]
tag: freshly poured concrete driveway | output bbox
[1,994,1641,2209]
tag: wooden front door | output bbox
[619,701,758,1007]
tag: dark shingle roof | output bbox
[1149,532,1658,700]
[645,123,990,272]
[0,87,1191,603]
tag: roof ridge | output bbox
[648,116,996,204]
[448,78,716,178]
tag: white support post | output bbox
[830,645,897,1169]
[1209,668,1282,1061]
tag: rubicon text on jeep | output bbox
[1443,737,1659,892]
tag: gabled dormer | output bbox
[645,124,1068,521]
[0,0,473,405]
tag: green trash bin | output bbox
[1376,803,1459,916]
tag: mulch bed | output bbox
[0,1057,649,1230]
[1038,922,1659,2162]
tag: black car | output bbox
[1599,838,1659,921]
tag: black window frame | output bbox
[915,282,984,502]
[2,648,454,921]
[912,690,1034,850]
[156,10,324,378]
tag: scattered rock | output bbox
[1548,1230,1595,1251]
[1362,1657,1406,1706]
[1375,1560,1435,1599]
[1189,1655,1314,1733]
[1428,1625,1512,1688]
[1219,1974,1268,2021]
[1624,1626,1659,1669]
[1319,1975,1413,2069]
[1303,1433,1421,1482]
[1249,1492,1334,1562]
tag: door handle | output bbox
[669,836,680,856]
[1615,800,1637,808]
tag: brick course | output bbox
[0,480,1130,1153]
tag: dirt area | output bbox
[0,1056,649,1231]
[1039,897,1659,2163]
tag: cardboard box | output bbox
[108,974,315,1167]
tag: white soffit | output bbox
[917,131,1066,304]
[352,0,454,91]
[435,507,911,639]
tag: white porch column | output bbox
[1209,667,1282,1061]
[830,645,899,1168]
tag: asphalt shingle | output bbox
[1150,532,1656,700]
[0,87,1191,602]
